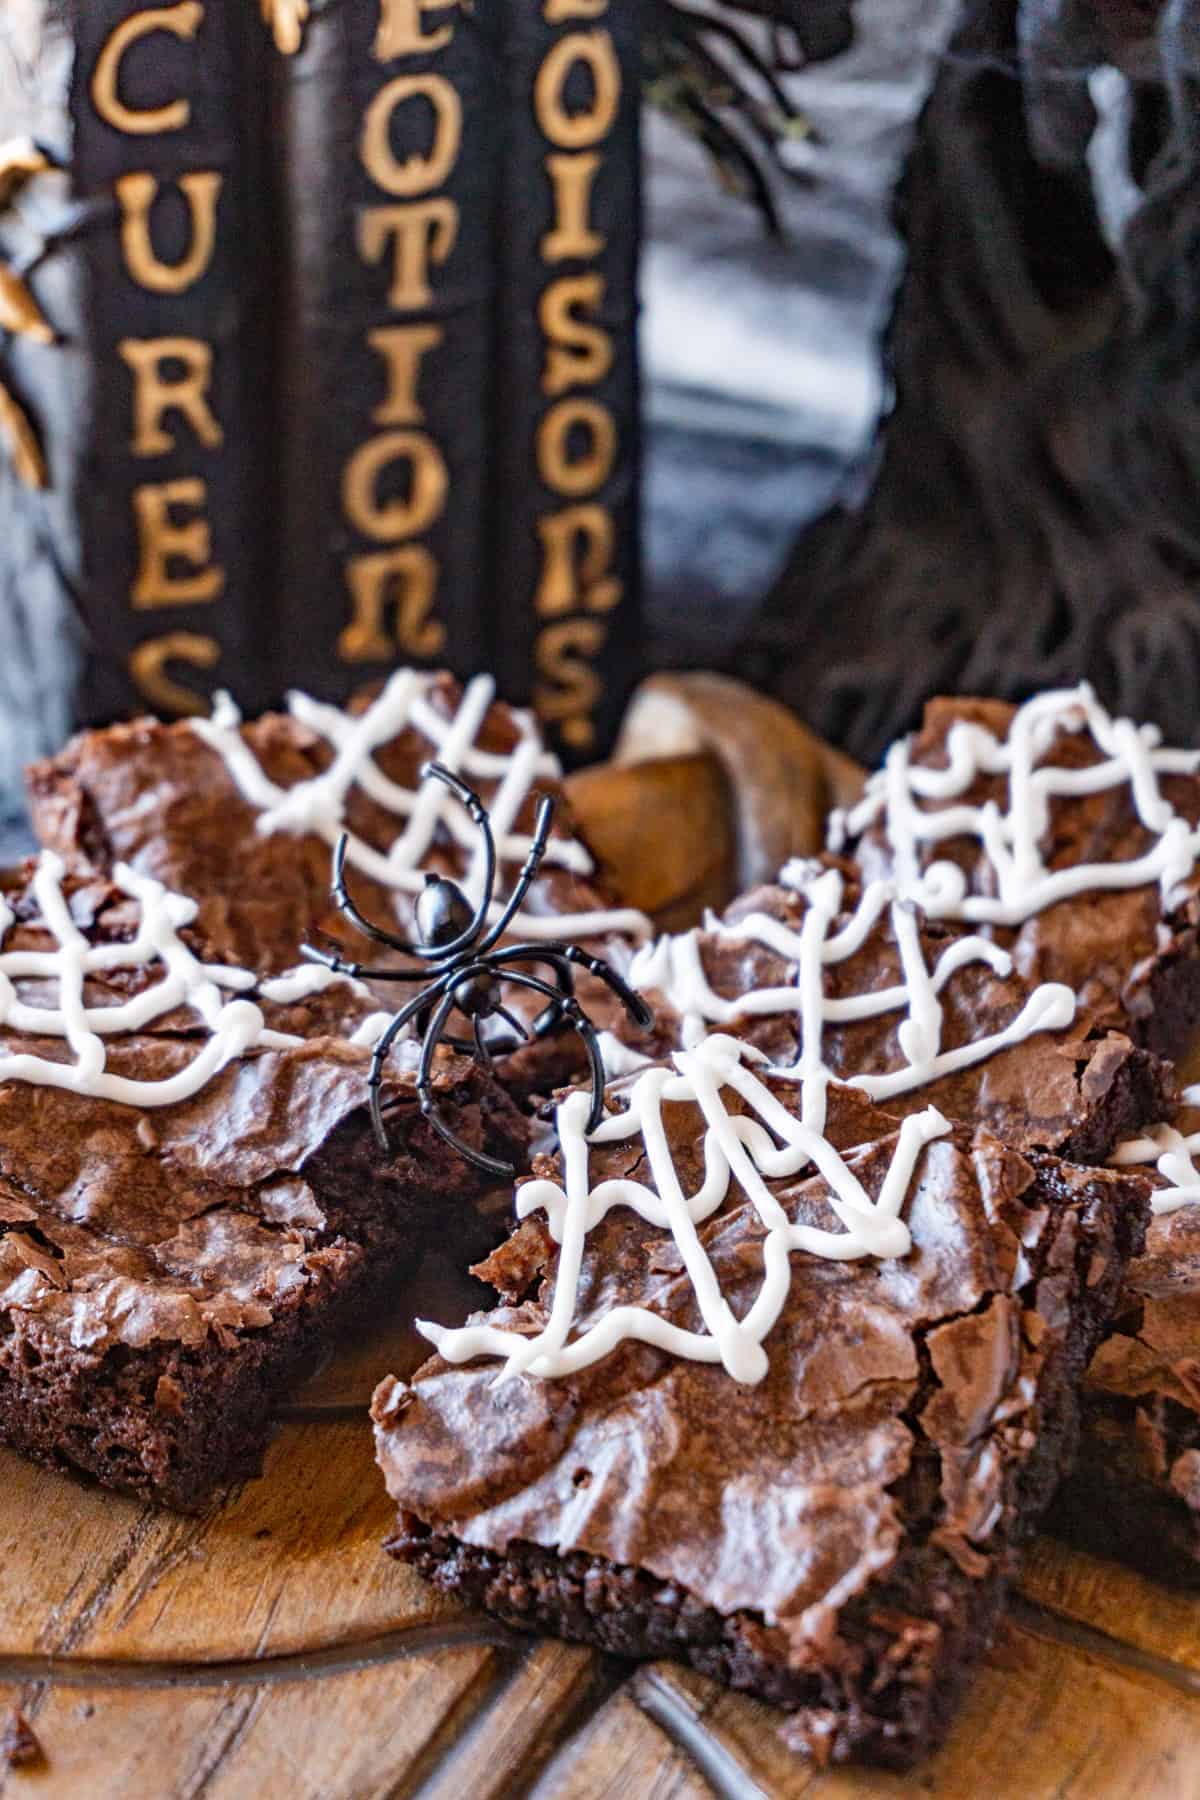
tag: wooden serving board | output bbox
[0,1254,1196,1800]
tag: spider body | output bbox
[415,872,474,951]
[302,762,653,1179]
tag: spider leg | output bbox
[500,949,572,1040]
[418,764,498,955]
[529,1001,566,1041]
[554,944,656,1032]
[367,975,453,1152]
[472,1013,494,1073]
[493,972,608,1134]
[475,793,555,953]
[569,1003,610,1136]
[330,834,438,959]
[495,1004,532,1043]
[492,943,656,1031]
[474,1003,534,1060]
[299,941,431,982]
[417,986,516,1180]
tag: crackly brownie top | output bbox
[608,860,1170,1161]
[27,669,650,978]
[376,1055,1146,1648]
[1092,1101,1200,1446]
[831,686,1200,1047]
[0,855,525,1357]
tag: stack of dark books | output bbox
[0,0,641,775]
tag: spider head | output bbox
[415,871,476,953]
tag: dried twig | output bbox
[0,138,49,211]
[0,263,52,343]
[0,379,47,489]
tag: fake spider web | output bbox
[426,685,1200,1380]
[420,1032,950,1384]
[832,683,1200,924]
[618,861,1076,1118]
[0,851,382,1108]
[192,669,652,945]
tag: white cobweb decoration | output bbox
[420,1034,950,1385]
[0,851,383,1108]
[192,668,651,944]
[832,682,1200,925]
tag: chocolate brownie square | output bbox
[0,856,526,1510]
[608,862,1171,1162]
[26,670,650,1100]
[373,1042,1150,1768]
[1048,1092,1200,1582]
[833,687,1200,1061]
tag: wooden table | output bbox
[0,1251,1195,1800]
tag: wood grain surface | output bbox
[0,1252,1194,1799]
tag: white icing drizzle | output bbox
[833,683,1200,926]
[0,852,372,1106]
[1112,1084,1200,1216]
[419,1034,950,1384]
[192,669,652,945]
[622,865,1076,1129]
[422,683,1200,1384]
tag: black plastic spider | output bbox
[301,762,654,1179]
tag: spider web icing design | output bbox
[1112,1085,1200,1216]
[420,1033,951,1384]
[829,682,1200,925]
[0,852,386,1108]
[608,863,1077,1127]
[192,670,652,944]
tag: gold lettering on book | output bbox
[540,273,612,394]
[523,0,626,751]
[342,429,448,542]
[262,0,310,56]
[534,30,620,149]
[334,6,474,665]
[94,0,228,713]
[542,153,605,260]
[92,2,205,136]
[536,504,620,617]
[340,545,446,661]
[129,630,219,713]
[534,617,606,730]
[120,337,223,456]
[537,397,616,497]
[367,323,443,426]
[131,479,225,608]
[361,75,462,196]
[374,0,456,60]
[357,199,457,311]
[115,170,221,294]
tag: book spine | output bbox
[267,0,495,702]
[66,0,276,723]
[489,0,642,765]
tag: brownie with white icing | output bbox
[833,686,1200,1061]
[611,861,1172,1164]
[373,1040,1150,1768]
[0,855,526,1510]
[26,669,651,1101]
